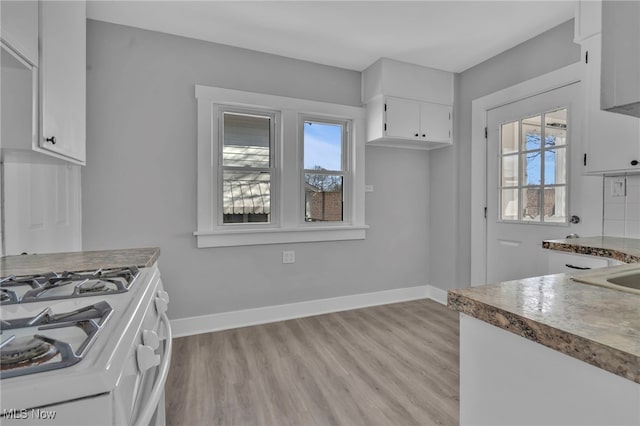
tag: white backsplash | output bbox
[603,175,640,238]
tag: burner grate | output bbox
[0,266,140,305]
[0,301,113,379]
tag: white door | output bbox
[486,83,581,283]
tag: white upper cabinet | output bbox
[363,58,454,150]
[0,0,38,66]
[38,1,86,165]
[600,0,640,118]
[573,0,602,43]
[582,35,640,174]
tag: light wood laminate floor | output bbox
[165,299,460,426]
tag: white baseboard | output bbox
[427,285,449,305]
[171,284,448,338]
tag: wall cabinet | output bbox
[0,0,38,66]
[601,0,640,118]
[582,35,640,174]
[362,58,454,150]
[367,96,452,149]
[573,0,602,43]
[38,1,86,165]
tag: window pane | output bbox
[522,151,542,185]
[500,121,519,154]
[522,115,542,151]
[500,155,519,187]
[223,113,270,167]
[522,188,541,222]
[545,147,566,185]
[545,109,567,147]
[304,121,343,171]
[305,174,343,222]
[500,188,519,221]
[222,171,270,223]
[543,186,567,223]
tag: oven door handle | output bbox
[133,312,172,426]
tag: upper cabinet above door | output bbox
[0,0,38,66]
[38,1,87,165]
[362,58,454,150]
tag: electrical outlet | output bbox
[611,178,626,197]
[282,250,295,264]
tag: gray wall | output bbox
[428,20,582,290]
[83,20,430,320]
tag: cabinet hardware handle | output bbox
[414,133,419,137]
[565,264,591,270]
[631,160,639,166]
[422,134,426,138]
[45,136,56,145]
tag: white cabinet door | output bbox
[39,1,86,165]
[583,35,640,174]
[574,0,602,43]
[385,97,420,139]
[0,0,38,65]
[420,102,452,144]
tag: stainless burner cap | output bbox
[0,337,58,367]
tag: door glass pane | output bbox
[521,188,541,221]
[522,115,542,151]
[500,155,519,187]
[304,174,343,222]
[545,147,566,185]
[500,121,519,154]
[223,112,271,167]
[543,186,566,223]
[222,171,270,223]
[304,121,343,171]
[545,108,567,147]
[522,152,542,185]
[500,188,519,221]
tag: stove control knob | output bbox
[136,345,160,373]
[158,290,170,303]
[142,330,160,350]
[155,297,168,315]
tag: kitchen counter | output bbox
[0,247,160,277]
[542,235,640,263]
[449,235,640,384]
[449,235,640,424]
[448,273,640,384]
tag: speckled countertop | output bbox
[0,247,160,277]
[543,236,640,263]
[449,236,640,384]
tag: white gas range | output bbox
[0,254,171,426]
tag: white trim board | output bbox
[171,284,448,338]
[470,62,583,286]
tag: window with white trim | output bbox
[499,107,568,224]
[194,86,367,247]
[302,118,349,223]
[220,108,278,225]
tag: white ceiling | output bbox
[86,1,577,73]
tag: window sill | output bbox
[194,225,369,248]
